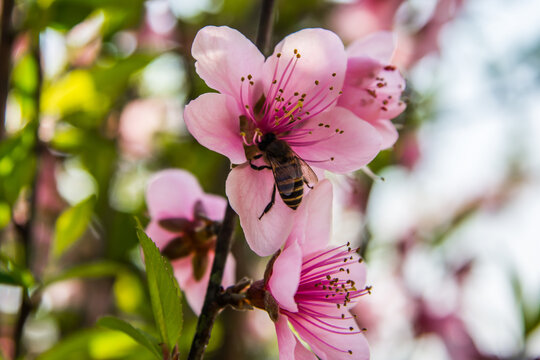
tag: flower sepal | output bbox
[246,279,280,322]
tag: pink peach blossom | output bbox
[329,0,404,44]
[145,169,236,315]
[184,26,382,256]
[249,181,371,359]
[338,32,406,149]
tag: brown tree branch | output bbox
[187,203,237,360]
[255,0,276,55]
[0,0,15,140]
[13,33,43,359]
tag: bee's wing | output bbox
[268,155,303,197]
[297,157,318,187]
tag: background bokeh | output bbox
[1,0,539,359]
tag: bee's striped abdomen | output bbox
[279,177,303,209]
[274,156,304,210]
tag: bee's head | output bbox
[257,132,276,151]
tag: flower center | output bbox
[237,49,346,157]
[282,244,371,356]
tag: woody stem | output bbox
[187,203,237,360]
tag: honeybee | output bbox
[250,132,318,219]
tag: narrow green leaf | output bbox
[43,260,124,286]
[136,221,182,354]
[97,316,162,359]
[52,196,95,259]
[0,254,35,288]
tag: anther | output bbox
[247,74,252,80]
[348,350,353,355]
[332,72,336,77]
[329,86,334,90]
[315,80,319,85]
[294,49,298,54]
[241,77,245,81]
[277,53,281,58]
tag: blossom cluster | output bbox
[145,25,406,359]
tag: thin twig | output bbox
[187,203,237,360]
[255,0,276,55]
[0,0,15,140]
[13,33,43,359]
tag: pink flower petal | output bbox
[268,241,302,313]
[173,251,236,315]
[263,28,346,117]
[373,118,399,149]
[292,107,381,173]
[146,169,203,220]
[145,220,178,249]
[275,315,296,360]
[275,314,318,360]
[226,164,296,256]
[347,31,396,63]
[191,26,265,100]
[339,57,406,124]
[288,179,333,253]
[294,339,318,360]
[184,93,246,164]
[222,252,236,290]
[290,305,370,360]
[199,193,227,222]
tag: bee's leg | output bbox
[258,184,276,220]
[304,178,314,189]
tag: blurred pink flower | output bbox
[119,98,180,158]
[248,181,371,359]
[396,131,421,170]
[414,300,495,360]
[330,0,465,69]
[184,26,381,256]
[329,0,404,44]
[339,32,406,149]
[137,0,178,51]
[145,169,236,315]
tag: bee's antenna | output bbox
[361,166,385,182]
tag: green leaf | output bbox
[52,196,95,259]
[38,328,156,360]
[0,254,35,288]
[97,316,162,359]
[43,260,124,286]
[136,220,182,354]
